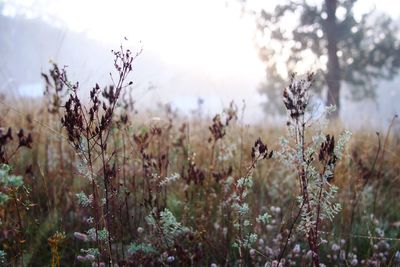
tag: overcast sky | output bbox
[1,0,400,127]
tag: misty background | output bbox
[0,0,399,129]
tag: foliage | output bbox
[0,42,399,266]
[253,0,400,115]
[146,208,190,249]
[128,242,158,255]
[274,72,350,266]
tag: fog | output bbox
[1,0,399,129]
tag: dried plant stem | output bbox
[12,191,24,267]
[373,114,398,212]
[277,199,306,266]
[85,136,102,266]
[298,118,320,267]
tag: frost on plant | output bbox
[230,137,272,258]
[80,248,99,258]
[278,72,351,266]
[0,164,24,188]
[0,250,6,264]
[146,208,189,248]
[256,212,271,224]
[87,227,109,242]
[159,172,180,187]
[231,175,259,254]
[128,242,158,255]
[75,191,93,207]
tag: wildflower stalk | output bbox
[59,43,139,265]
[233,138,272,266]
[279,72,349,266]
[372,114,398,213]
[12,189,24,266]
[277,198,306,266]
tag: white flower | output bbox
[331,243,340,252]
[167,256,175,263]
[292,244,301,254]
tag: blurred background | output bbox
[0,0,399,128]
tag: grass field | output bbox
[0,49,399,267]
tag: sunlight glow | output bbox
[24,0,264,80]
[3,0,397,84]
[1,0,398,123]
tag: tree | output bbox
[254,0,400,117]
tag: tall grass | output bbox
[0,45,399,266]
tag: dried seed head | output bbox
[283,72,314,121]
[17,129,33,148]
[224,101,238,126]
[251,138,273,161]
[319,134,336,163]
[61,93,84,146]
[209,114,225,142]
[134,131,150,152]
[186,153,205,185]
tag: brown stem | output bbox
[373,115,397,213]
[277,199,306,266]
[84,130,103,266]
[99,133,114,265]
[298,117,320,266]
[13,191,24,266]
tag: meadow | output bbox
[0,46,399,267]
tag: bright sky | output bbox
[2,0,399,124]
[2,0,267,120]
[3,0,265,77]
[5,0,397,70]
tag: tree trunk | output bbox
[325,0,341,118]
